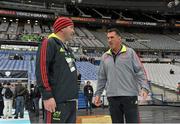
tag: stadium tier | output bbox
[0,51,180,92]
[144,63,180,90]
[0,51,98,81]
[0,20,180,49]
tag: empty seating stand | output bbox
[134,33,180,50]
[144,63,180,90]
[24,24,32,34]
[0,22,9,32]
[33,25,42,34]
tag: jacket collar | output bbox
[106,45,127,56]
[48,33,67,50]
[48,33,63,41]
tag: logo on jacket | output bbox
[59,48,65,52]
[53,111,61,121]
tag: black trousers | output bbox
[0,100,4,116]
[85,96,93,112]
[107,96,139,123]
[44,101,76,123]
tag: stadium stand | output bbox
[80,27,95,39]
[91,30,180,50]
[134,33,180,50]
[42,25,51,33]
[0,34,7,40]
[0,51,98,81]
[72,28,105,47]
[7,23,18,34]
[144,63,180,90]
[24,23,32,34]
[1,50,180,93]
[75,27,86,37]
[33,24,41,34]
[122,39,149,49]
[0,20,105,47]
[167,34,180,41]
[17,25,24,35]
[0,19,180,50]
[73,62,98,80]
[91,31,109,47]
[0,22,9,32]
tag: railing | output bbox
[151,81,177,91]
[150,81,180,102]
[151,94,164,102]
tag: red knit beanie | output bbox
[53,17,74,33]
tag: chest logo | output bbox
[59,48,65,52]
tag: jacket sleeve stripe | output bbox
[40,39,52,91]
[135,53,148,82]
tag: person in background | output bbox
[11,83,16,115]
[30,85,35,112]
[84,81,94,114]
[1,82,14,119]
[170,69,174,74]
[24,87,30,111]
[77,71,81,81]
[14,54,19,60]
[0,83,4,118]
[14,84,26,119]
[77,71,82,91]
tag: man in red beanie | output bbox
[36,17,78,123]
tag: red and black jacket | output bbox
[36,36,78,103]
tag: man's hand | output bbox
[94,96,102,107]
[43,98,56,113]
[140,89,148,100]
